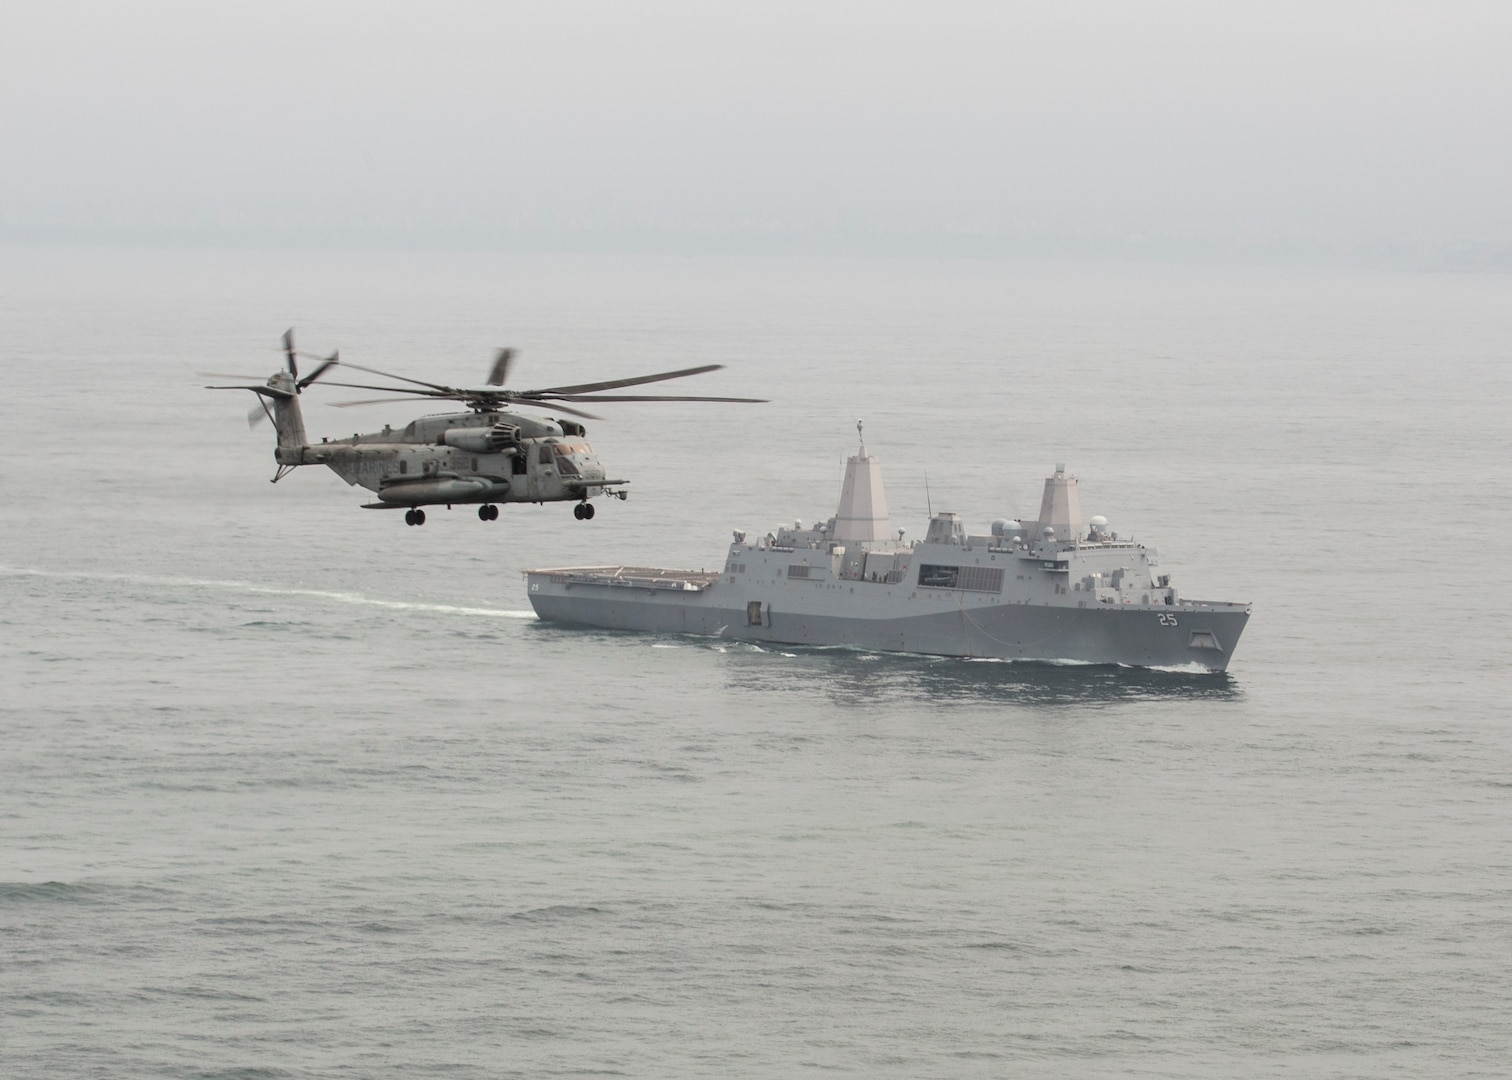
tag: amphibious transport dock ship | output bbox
[524,427,1250,670]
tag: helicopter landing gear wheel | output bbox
[573,503,585,520]
[478,504,498,521]
[405,508,426,526]
[583,502,595,519]
[574,502,596,520]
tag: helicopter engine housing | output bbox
[441,423,524,454]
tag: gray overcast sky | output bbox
[2,1,1509,255]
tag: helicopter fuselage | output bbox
[277,409,622,511]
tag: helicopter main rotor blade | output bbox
[328,361,455,394]
[548,393,769,404]
[283,328,298,381]
[197,371,271,380]
[535,401,601,420]
[330,395,456,408]
[325,393,601,419]
[317,359,732,399]
[533,363,724,396]
[487,348,515,387]
[317,380,452,397]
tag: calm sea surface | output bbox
[2,248,1510,1077]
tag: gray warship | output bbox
[524,426,1250,670]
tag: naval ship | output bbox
[524,426,1250,670]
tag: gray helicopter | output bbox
[205,331,764,526]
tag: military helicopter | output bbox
[205,331,765,525]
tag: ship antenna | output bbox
[925,471,933,518]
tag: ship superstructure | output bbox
[524,427,1250,670]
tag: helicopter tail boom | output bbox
[267,382,309,457]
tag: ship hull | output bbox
[526,576,1249,671]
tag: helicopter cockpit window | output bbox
[538,445,554,465]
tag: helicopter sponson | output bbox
[204,331,763,527]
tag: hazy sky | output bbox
[3,1,1509,255]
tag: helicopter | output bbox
[205,331,765,525]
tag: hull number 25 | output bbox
[1157,613,1179,626]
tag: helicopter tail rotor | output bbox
[211,329,340,429]
[298,349,339,390]
[283,328,299,381]
[248,400,275,429]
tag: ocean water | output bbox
[2,247,1510,1078]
